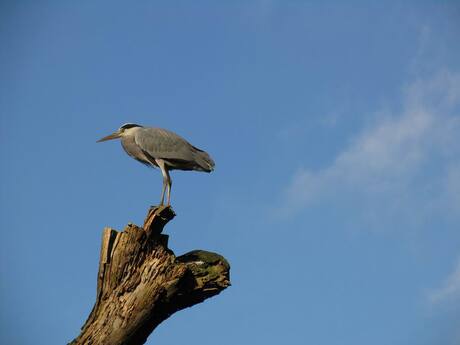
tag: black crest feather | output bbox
[120,123,142,130]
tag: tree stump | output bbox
[69,206,231,345]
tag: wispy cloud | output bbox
[429,259,460,305]
[283,71,460,227]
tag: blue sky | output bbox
[1,1,460,344]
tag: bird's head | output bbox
[97,123,143,142]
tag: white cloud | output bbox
[283,71,460,227]
[429,259,460,305]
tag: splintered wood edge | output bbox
[101,228,119,264]
[143,205,176,235]
[98,228,119,298]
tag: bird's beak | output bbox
[97,131,121,143]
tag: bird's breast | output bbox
[121,136,155,166]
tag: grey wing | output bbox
[134,127,215,172]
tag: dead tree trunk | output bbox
[69,206,231,345]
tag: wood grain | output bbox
[69,206,230,345]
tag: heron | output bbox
[97,123,215,206]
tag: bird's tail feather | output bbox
[193,148,215,172]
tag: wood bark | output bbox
[70,206,230,345]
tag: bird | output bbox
[97,123,215,206]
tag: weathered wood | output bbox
[143,205,176,237]
[70,206,230,345]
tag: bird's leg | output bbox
[159,178,166,206]
[156,159,169,206]
[166,172,172,206]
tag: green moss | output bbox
[178,250,229,270]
